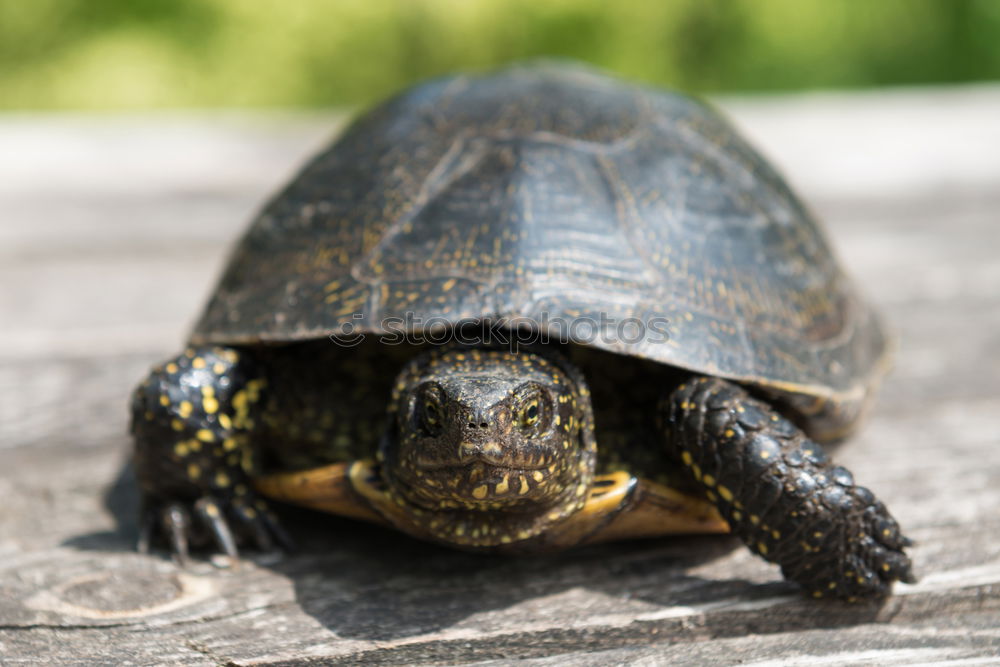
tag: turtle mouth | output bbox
[413,441,556,472]
[413,455,550,472]
[391,458,564,510]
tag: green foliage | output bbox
[2,0,999,110]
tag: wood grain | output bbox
[2,87,999,664]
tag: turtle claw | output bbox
[194,497,240,559]
[138,493,292,562]
[230,501,274,552]
[162,503,192,565]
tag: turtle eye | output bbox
[416,386,444,436]
[521,400,539,427]
[424,400,440,426]
[516,388,547,435]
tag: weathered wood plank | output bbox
[1,86,999,664]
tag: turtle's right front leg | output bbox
[130,346,291,561]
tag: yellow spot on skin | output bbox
[196,429,215,443]
[750,514,760,525]
[215,471,230,487]
[857,577,866,585]
[159,395,170,407]
[171,419,184,431]
[723,429,734,438]
[192,357,206,369]
[692,464,702,481]
[532,471,545,482]
[771,529,781,540]
[455,525,465,537]
[223,437,238,451]
[732,510,742,521]
[472,485,487,500]
[828,581,837,590]
[706,490,718,502]
[702,474,716,487]
[717,485,733,502]
[213,362,226,375]
[681,451,693,466]
[203,397,219,414]
[812,591,823,599]
[165,363,179,374]
[882,563,891,572]
[518,476,530,495]
[174,442,189,457]
[757,541,768,555]
[187,463,201,479]
[496,476,509,494]
[178,401,193,418]
[204,503,220,517]
[442,279,456,292]
[218,413,232,430]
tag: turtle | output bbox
[130,61,914,600]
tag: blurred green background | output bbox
[3,0,1000,111]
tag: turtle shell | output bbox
[191,62,889,407]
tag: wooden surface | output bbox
[2,86,1000,665]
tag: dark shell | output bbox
[191,62,889,404]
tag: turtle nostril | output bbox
[479,422,488,429]
[467,422,477,429]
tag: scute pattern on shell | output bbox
[191,61,888,407]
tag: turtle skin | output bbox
[132,341,913,599]
[663,377,913,599]
[130,62,914,599]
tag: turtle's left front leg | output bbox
[661,377,914,600]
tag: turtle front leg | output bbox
[661,377,914,600]
[130,346,291,561]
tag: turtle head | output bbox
[380,347,596,546]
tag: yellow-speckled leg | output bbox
[130,345,292,561]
